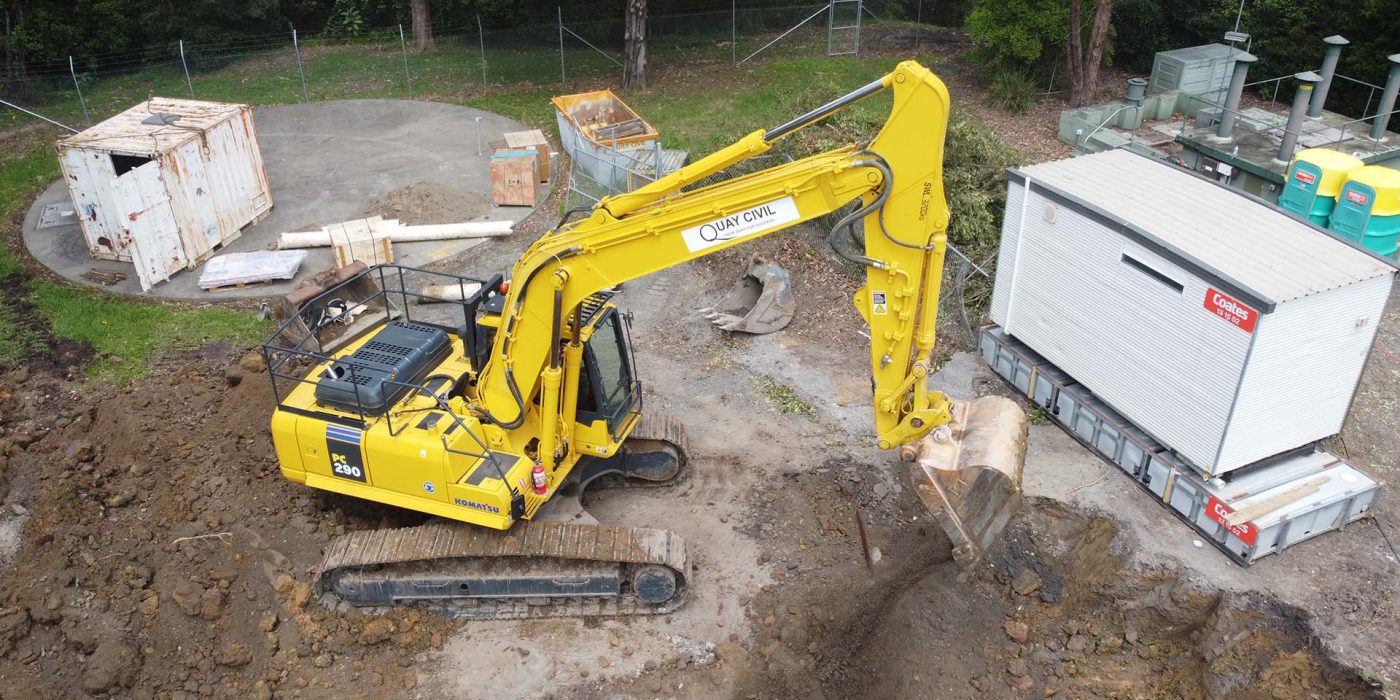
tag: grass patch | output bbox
[0,147,59,278]
[26,283,267,381]
[759,375,816,417]
[1027,403,1048,425]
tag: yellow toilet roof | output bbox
[1346,165,1400,191]
[1292,148,1364,172]
[1343,165,1400,216]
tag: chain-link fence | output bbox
[0,2,938,132]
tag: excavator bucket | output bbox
[272,262,398,352]
[902,396,1028,567]
[701,255,796,334]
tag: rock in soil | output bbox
[1011,569,1043,596]
[216,642,254,667]
[81,638,141,693]
[0,607,31,655]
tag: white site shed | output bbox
[55,97,273,290]
[990,149,1396,477]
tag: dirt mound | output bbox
[0,351,450,697]
[356,181,492,225]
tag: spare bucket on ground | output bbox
[702,255,796,334]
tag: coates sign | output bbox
[1206,496,1257,547]
[1204,288,1257,333]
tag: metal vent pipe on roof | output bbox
[1308,35,1348,119]
[1370,54,1400,140]
[1277,72,1322,162]
[1215,51,1257,140]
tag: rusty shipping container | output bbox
[56,97,273,290]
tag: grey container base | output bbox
[980,326,1382,566]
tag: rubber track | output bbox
[614,411,690,486]
[317,519,690,620]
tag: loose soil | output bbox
[356,181,493,225]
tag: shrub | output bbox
[987,68,1040,115]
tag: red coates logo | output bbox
[1206,497,1257,547]
[1204,288,1257,333]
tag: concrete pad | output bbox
[22,99,551,299]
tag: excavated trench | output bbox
[736,493,1378,699]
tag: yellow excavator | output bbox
[262,60,1026,619]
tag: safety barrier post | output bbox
[399,24,413,98]
[292,28,309,103]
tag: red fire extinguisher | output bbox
[531,460,547,495]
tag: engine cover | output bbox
[314,320,452,415]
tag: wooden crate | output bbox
[504,129,551,182]
[329,216,395,268]
[491,149,539,206]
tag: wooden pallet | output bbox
[81,268,128,285]
[203,279,273,293]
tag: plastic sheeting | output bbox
[198,250,307,289]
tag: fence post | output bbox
[292,28,309,103]
[398,24,413,98]
[731,0,737,66]
[914,0,921,53]
[68,56,91,124]
[179,40,195,98]
[477,15,488,88]
[558,7,566,85]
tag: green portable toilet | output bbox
[1279,148,1363,226]
[1330,165,1400,259]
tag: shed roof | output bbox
[1008,149,1396,306]
[57,97,248,155]
[1155,43,1236,62]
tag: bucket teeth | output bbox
[701,254,795,334]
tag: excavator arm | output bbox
[478,61,959,456]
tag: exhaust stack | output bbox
[1215,51,1257,141]
[1277,72,1322,163]
[1370,54,1400,141]
[1308,35,1349,119]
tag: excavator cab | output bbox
[575,307,640,438]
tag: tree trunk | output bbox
[621,0,647,89]
[1066,0,1085,107]
[1082,0,1114,106]
[4,6,12,84]
[410,0,436,52]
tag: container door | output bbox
[1278,162,1322,222]
[1328,182,1374,243]
[61,149,129,260]
[176,141,222,257]
[115,161,187,290]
